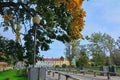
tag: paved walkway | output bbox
[46,71,120,80]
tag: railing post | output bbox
[83,70,85,75]
[58,73,61,80]
[66,75,69,80]
[28,68,30,80]
[107,72,110,80]
[47,70,51,75]
[94,71,96,77]
[52,72,54,77]
[38,68,40,80]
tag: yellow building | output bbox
[44,57,69,67]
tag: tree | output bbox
[0,35,8,61]
[110,36,120,66]
[65,40,80,67]
[0,0,86,65]
[0,35,8,54]
[76,51,89,68]
[88,33,106,66]
[0,35,24,64]
[87,32,116,66]
[112,49,120,66]
[75,45,89,68]
[116,37,120,49]
[102,33,115,65]
[5,40,24,64]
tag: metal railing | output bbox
[47,70,80,80]
[47,68,120,80]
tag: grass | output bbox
[116,67,120,73]
[0,69,27,80]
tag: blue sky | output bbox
[0,0,120,58]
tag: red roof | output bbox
[44,58,64,61]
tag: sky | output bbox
[0,0,120,58]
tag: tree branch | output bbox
[0,2,22,8]
[0,1,34,16]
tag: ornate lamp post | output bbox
[33,15,40,67]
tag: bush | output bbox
[71,65,76,68]
[17,69,27,77]
[55,65,59,68]
[4,77,10,80]
[67,65,76,68]
[62,64,67,68]
[91,63,95,66]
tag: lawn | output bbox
[0,69,27,80]
[116,67,120,74]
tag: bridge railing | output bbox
[47,68,120,80]
[47,70,80,80]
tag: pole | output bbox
[33,24,37,68]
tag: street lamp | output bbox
[33,15,40,68]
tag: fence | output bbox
[27,67,120,80]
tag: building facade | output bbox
[44,57,69,67]
[35,57,69,67]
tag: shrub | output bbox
[4,77,10,80]
[55,65,59,68]
[17,69,27,77]
[62,64,67,68]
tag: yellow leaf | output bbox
[2,14,12,22]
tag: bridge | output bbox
[46,69,120,80]
[28,67,120,80]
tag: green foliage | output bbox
[62,64,67,68]
[0,0,86,65]
[69,65,76,68]
[112,49,120,65]
[93,54,105,66]
[90,63,95,67]
[36,55,44,61]
[0,36,8,54]
[65,40,80,66]
[88,32,115,66]
[116,37,120,49]
[17,69,27,77]
[0,69,27,80]
[0,35,24,64]
[76,51,89,68]
[4,77,10,80]
[55,65,60,68]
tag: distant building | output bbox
[35,57,69,67]
[0,62,8,71]
[14,61,26,70]
[0,53,8,71]
[35,61,54,67]
[44,57,69,67]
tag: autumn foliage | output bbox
[2,0,86,42]
[56,0,86,39]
